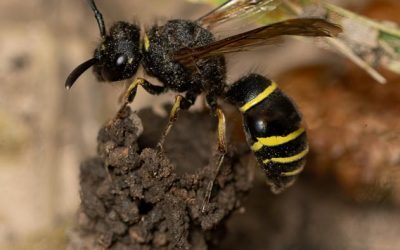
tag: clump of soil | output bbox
[69,106,252,250]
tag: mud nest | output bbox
[69,106,252,250]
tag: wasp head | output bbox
[92,22,142,82]
[65,1,142,89]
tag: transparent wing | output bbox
[198,0,281,28]
[175,18,342,67]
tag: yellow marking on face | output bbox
[251,128,305,152]
[262,146,309,164]
[239,82,277,113]
[281,164,305,177]
[128,58,133,64]
[101,44,106,50]
[144,33,150,51]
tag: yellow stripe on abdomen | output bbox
[281,164,305,176]
[239,82,277,113]
[251,127,305,152]
[262,146,309,164]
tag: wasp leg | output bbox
[121,78,166,105]
[157,90,200,151]
[142,79,167,95]
[117,78,166,117]
[202,105,227,212]
[157,95,183,151]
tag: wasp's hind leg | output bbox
[202,95,227,212]
[157,89,200,151]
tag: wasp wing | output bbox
[198,0,281,28]
[174,18,342,66]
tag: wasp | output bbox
[66,0,341,209]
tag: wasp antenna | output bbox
[87,0,106,38]
[65,58,98,89]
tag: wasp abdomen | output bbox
[226,74,308,193]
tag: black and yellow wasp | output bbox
[66,0,341,208]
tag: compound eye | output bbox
[116,55,127,67]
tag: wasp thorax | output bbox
[93,21,142,82]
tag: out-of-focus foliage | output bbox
[188,0,400,83]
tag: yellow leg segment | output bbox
[157,95,183,151]
[115,78,145,118]
[202,108,227,212]
[123,78,145,104]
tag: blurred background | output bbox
[0,0,399,249]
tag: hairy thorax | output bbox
[142,19,226,95]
